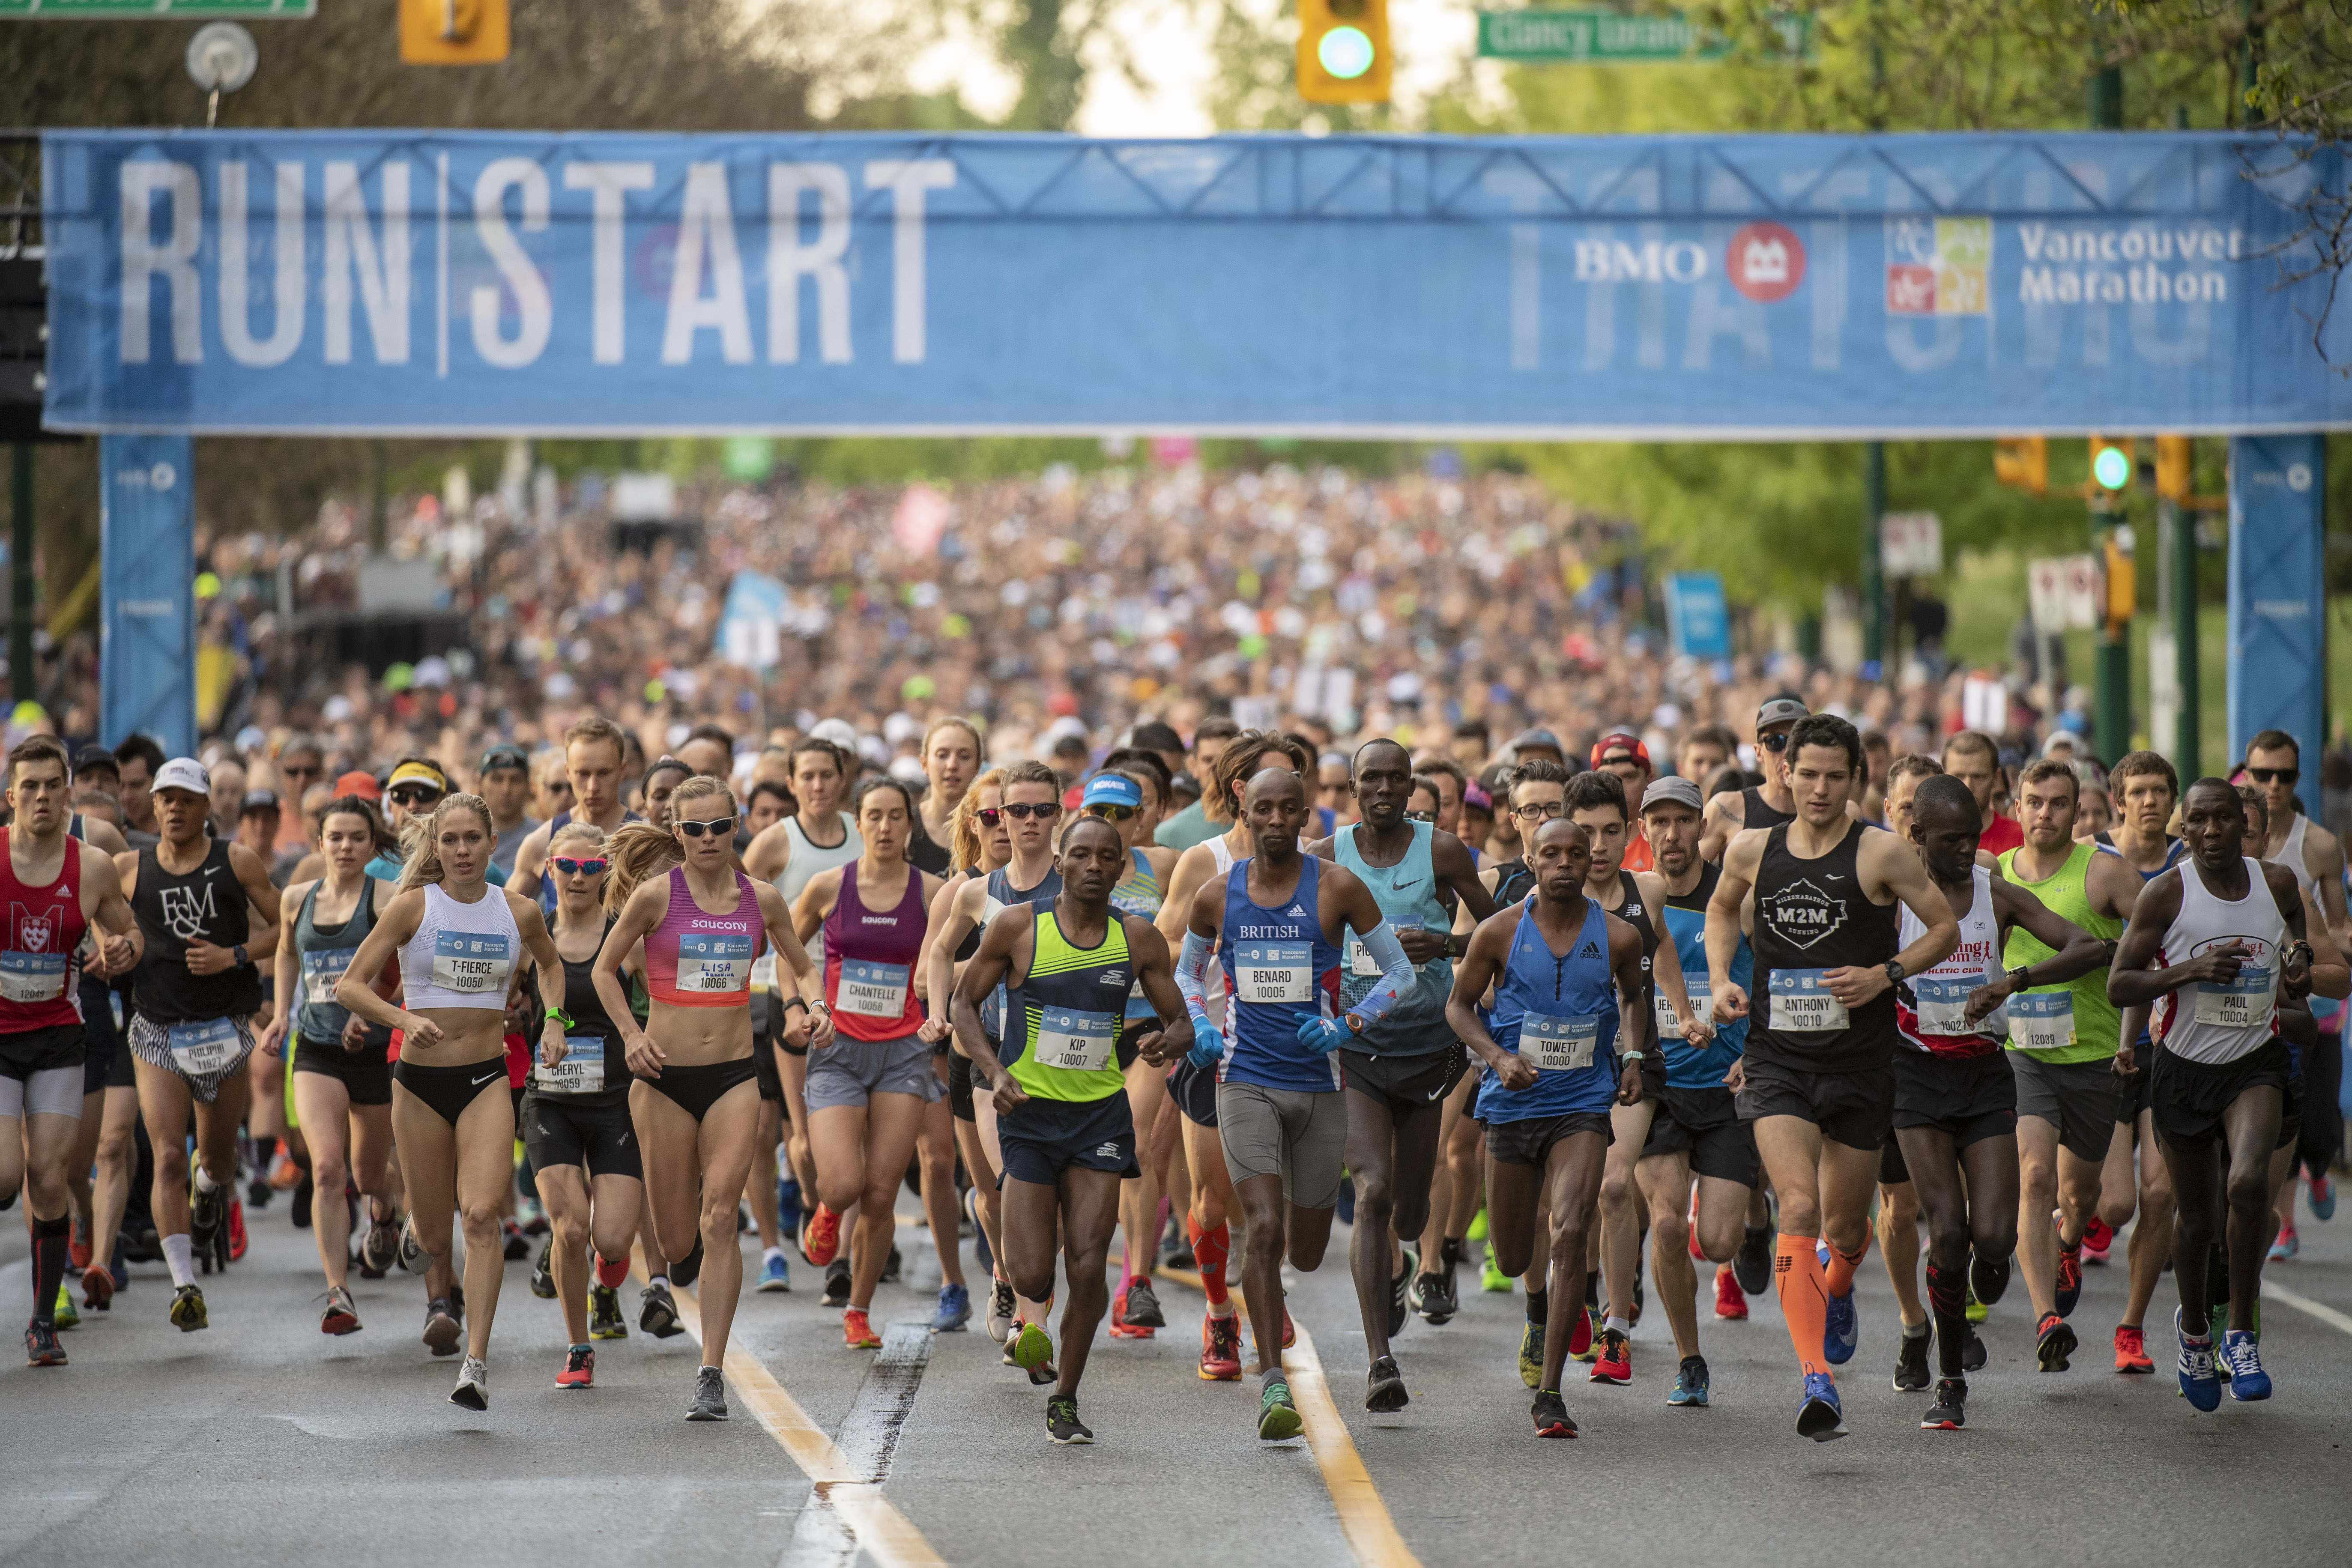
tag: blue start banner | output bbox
[39,129,2352,438]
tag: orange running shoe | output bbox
[803,1204,843,1266]
[843,1307,882,1349]
[1713,1266,1748,1321]
[1108,1279,1157,1339]
[80,1261,114,1312]
[268,1149,303,1190]
[2113,1323,2154,1374]
[1199,1312,1242,1380]
[69,1217,91,1271]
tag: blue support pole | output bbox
[99,434,196,757]
[2226,434,2326,771]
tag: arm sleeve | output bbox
[1346,921,1416,1027]
[1176,931,1217,1026]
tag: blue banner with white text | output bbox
[39,129,2352,438]
[99,434,197,757]
[2227,434,2327,772]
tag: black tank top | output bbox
[1493,857,1537,909]
[528,918,639,1104]
[1740,786,1796,831]
[1596,873,1660,1048]
[1748,821,1898,1075]
[130,840,262,1024]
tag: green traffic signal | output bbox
[2092,444,2131,491]
[1319,24,1376,80]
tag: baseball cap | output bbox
[332,770,382,802]
[240,788,281,815]
[1755,697,1809,731]
[1462,781,1493,813]
[1591,731,1651,770]
[1081,772,1145,811]
[809,718,860,752]
[152,757,210,797]
[478,744,530,776]
[1640,777,1705,816]
[1511,727,1564,756]
[71,744,120,781]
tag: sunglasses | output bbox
[2248,767,2299,785]
[978,802,1061,826]
[1513,801,1565,821]
[1759,733,1792,753]
[1085,803,1138,822]
[1405,809,1437,822]
[551,857,610,877]
[388,785,443,807]
[675,817,737,839]
[281,763,321,778]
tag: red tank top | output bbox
[0,834,87,1031]
[822,863,926,1042]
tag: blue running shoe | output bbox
[932,1282,971,1334]
[1796,1372,1847,1441]
[1667,1355,1709,1407]
[776,1176,801,1239]
[2176,1308,2221,1412]
[756,1252,791,1293]
[2221,1329,2271,1401]
[2309,1171,2337,1222]
[1817,1242,1858,1366]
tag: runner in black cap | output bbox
[1700,697,1808,864]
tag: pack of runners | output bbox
[8,707,2343,1453]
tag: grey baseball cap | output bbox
[1640,777,1705,815]
[1754,697,1809,731]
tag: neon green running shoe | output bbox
[1011,1320,1054,1371]
[1467,1208,1490,1243]
[53,1283,79,1330]
[1482,1249,1513,1293]
[1257,1376,1304,1440]
[1518,1320,1547,1388]
[1965,1284,1987,1325]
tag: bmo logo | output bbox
[1727,222,1805,303]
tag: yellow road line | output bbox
[2266,1281,2352,1337]
[634,1249,946,1568]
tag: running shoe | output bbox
[986,1278,1017,1344]
[1816,1242,1858,1365]
[79,1261,113,1312]
[1480,1247,1512,1293]
[1109,1281,1155,1340]
[1530,1388,1577,1438]
[2221,1329,2271,1401]
[24,1319,66,1367]
[1962,1326,1987,1373]
[758,1253,792,1293]
[2113,1323,2154,1374]
[226,1198,248,1263]
[289,1174,311,1230]
[1366,1354,1408,1413]
[1964,1281,1989,1323]
[1257,1376,1303,1441]
[1796,1372,1847,1441]
[2310,1170,2338,1221]
[169,1283,208,1332]
[2080,1214,2114,1265]
[1733,1225,1773,1296]
[1283,1308,1296,1350]
[397,1218,431,1275]
[268,1147,302,1189]
[689,1366,730,1421]
[1667,1355,1709,1407]
[1411,1266,1458,1325]
[1124,1275,1166,1329]
[589,1284,629,1340]
[320,1285,360,1336]
[1713,1266,1748,1321]
[450,1356,489,1411]
[1046,1394,1093,1445]
[52,1284,78,1330]
[1011,1319,1053,1370]
[1467,1208,1489,1243]
[2175,1308,2220,1412]
[821,1257,852,1308]
[1920,1376,1967,1430]
[69,1216,91,1270]
[1590,1327,1631,1386]
[423,1297,461,1357]
[2268,1223,2299,1262]
[2035,1311,2077,1373]
[802,1203,843,1266]
[640,1281,685,1338]
[931,1282,969,1333]
[108,1234,129,1289]
[518,1196,550,1235]
[556,1345,595,1389]
[1892,1325,1931,1392]
[881,1245,902,1284]
[1200,1312,1243,1381]
[1518,1320,1546,1389]
[1567,1305,1596,1362]
[190,1177,224,1248]
[2055,1238,2084,1317]
[499,1219,529,1261]
[529,1239,556,1299]
[1387,1266,1411,1340]
[362,1213,402,1276]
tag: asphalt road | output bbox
[4,1170,2349,1568]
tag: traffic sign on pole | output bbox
[1476,8,1809,63]
[0,2,314,16]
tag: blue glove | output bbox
[1185,1026,1227,1070]
[1296,1015,1348,1051]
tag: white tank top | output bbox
[1895,864,2007,1056]
[399,882,523,1012]
[2265,812,2317,899]
[1199,832,1243,1027]
[2154,856,2284,1065]
[777,812,862,909]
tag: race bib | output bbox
[1654,969,1710,1036]
[2194,965,2272,1030]
[167,1016,243,1077]
[1911,974,1983,1036]
[1769,970,1850,1032]
[536,1035,606,1095]
[0,950,67,1004]
[1350,917,1425,977]
[1234,941,1313,1005]
[678,931,753,994]
[750,951,778,995]
[300,947,355,1007]
[2007,990,2076,1052]
[838,958,911,1018]
[1520,1010,1599,1073]
[1035,1007,1116,1073]
[430,930,514,994]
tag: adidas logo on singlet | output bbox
[1578,941,1601,958]
[1286,905,1308,918]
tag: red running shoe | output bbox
[1108,1279,1156,1339]
[1589,1327,1632,1385]
[2113,1324,2154,1374]
[80,1261,114,1312]
[843,1307,882,1349]
[803,1204,843,1267]
[1714,1265,1748,1321]
[2081,1214,2114,1265]
[1199,1312,1242,1381]
[69,1217,91,1271]
[556,1345,595,1389]
[1567,1305,1596,1362]
[227,1199,248,1263]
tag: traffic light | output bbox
[2103,529,2136,635]
[400,0,509,65]
[2089,436,2133,493]
[2155,435,2192,501]
[1298,0,1391,105]
[1993,436,2047,497]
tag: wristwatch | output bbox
[1345,1012,1366,1036]
[2006,965,2032,993]
[232,944,248,968]
[2287,939,2315,971]
[547,1007,575,1029]
[1882,960,1906,988]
